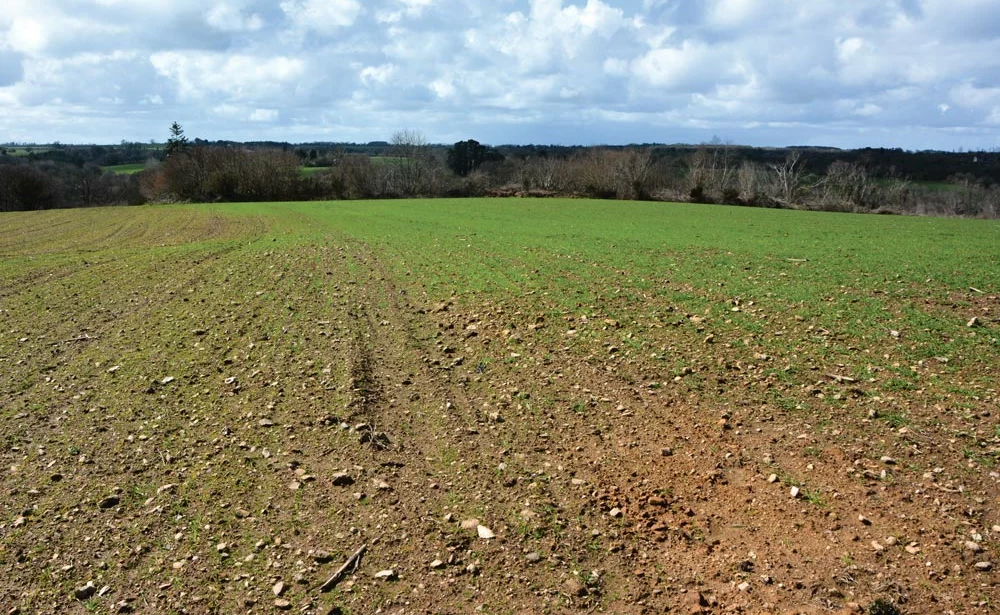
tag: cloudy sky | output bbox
[1,0,999,149]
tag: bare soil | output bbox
[1,209,998,615]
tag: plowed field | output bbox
[1,200,999,615]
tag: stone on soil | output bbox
[477,525,495,539]
[331,472,355,486]
[74,582,96,600]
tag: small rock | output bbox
[880,456,896,465]
[477,525,496,539]
[974,561,993,571]
[609,507,623,518]
[374,569,396,580]
[967,317,980,328]
[767,474,778,484]
[737,581,751,592]
[905,543,921,554]
[461,518,480,530]
[683,591,709,614]
[571,478,586,486]
[272,581,285,596]
[872,540,885,552]
[858,514,872,525]
[274,599,292,610]
[661,447,674,456]
[216,542,228,553]
[331,472,354,486]
[258,418,274,427]
[429,559,444,569]
[992,525,1000,534]
[789,486,800,499]
[966,541,984,553]
[466,562,480,575]
[13,516,26,528]
[563,577,587,597]
[161,376,175,385]
[74,582,96,600]
[157,484,176,495]
[525,552,542,564]
[98,495,120,510]
[312,550,334,564]
[885,536,898,546]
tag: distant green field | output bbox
[3,147,49,157]
[300,166,330,175]
[102,163,147,174]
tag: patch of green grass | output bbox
[102,163,147,174]
[300,166,329,175]
[876,412,910,429]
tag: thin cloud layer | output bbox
[0,0,999,148]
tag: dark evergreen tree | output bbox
[447,139,504,177]
[165,122,189,158]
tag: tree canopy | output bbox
[165,122,188,158]
[446,139,503,177]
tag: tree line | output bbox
[2,127,998,218]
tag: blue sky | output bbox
[1,0,1000,149]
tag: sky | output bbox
[1,0,1000,150]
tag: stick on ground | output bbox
[319,544,367,592]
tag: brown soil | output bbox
[1,214,998,615]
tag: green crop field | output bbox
[101,163,147,174]
[1,199,998,614]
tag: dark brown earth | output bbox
[1,209,998,615]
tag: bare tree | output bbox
[615,148,654,200]
[769,151,805,206]
[814,161,878,211]
[736,161,769,206]
[390,129,435,196]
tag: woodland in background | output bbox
[2,132,999,218]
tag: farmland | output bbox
[1,199,998,614]
[101,164,148,175]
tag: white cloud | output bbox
[249,108,278,121]
[429,76,456,98]
[150,52,305,102]
[280,0,362,33]
[359,64,396,86]
[206,3,264,32]
[949,82,1000,109]
[2,0,1000,149]
[631,41,724,90]
[853,103,883,117]
[6,18,48,54]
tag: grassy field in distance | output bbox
[1,198,997,614]
[101,163,147,174]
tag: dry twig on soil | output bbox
[318,544,368,592]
